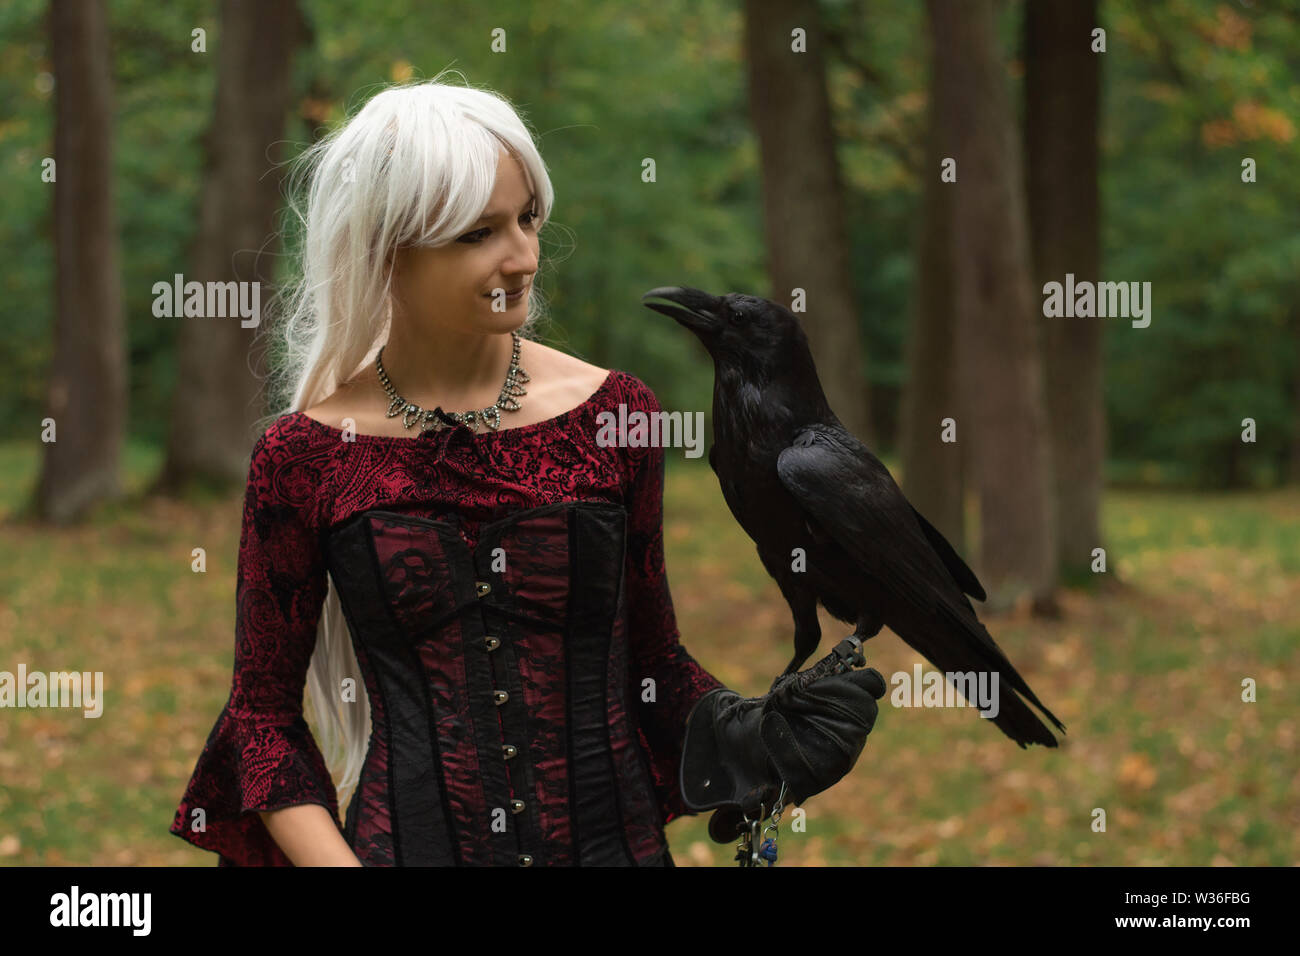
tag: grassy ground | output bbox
[0,441,1295,866]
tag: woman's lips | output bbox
[484,283,529,302]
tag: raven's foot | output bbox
[828,634,866,672]
[852,612,883,643]
[767,639,864,696]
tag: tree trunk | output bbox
[37,0,126,524]
[927,0,1058,612]
[900,16,963,551]
[155,0,300,492]
[1025,0,1104,581]
[741,0,871,444]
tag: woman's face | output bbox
[389,148,539,336]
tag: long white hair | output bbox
[260,71,556,817]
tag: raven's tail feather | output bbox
[895,611,1066,749]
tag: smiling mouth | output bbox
[484,284,530,298]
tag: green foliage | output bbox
[1100,0,1300,486]
[1,0,1296,485]
[0,0,57,430]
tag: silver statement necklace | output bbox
[376,330,530,434]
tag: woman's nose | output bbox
[504,224,538,272]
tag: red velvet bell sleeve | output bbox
[168,422,343,865]
[618,374,725,825]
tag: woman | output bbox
[168,74,884,867]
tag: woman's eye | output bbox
[458,210,540,244]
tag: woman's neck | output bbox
[379,320,518,409]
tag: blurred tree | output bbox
[1024,0,1103,581]
[37,0,126,523]
[928,0,1058,612]
[899,4,963,554]
[741,0,871,444]
[154,0,302,492]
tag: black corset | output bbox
[324,500,670,866]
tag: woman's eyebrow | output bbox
[472,194,537,225]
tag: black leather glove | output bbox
[679,638,887,843]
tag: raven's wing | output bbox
[774,427,975,626]
[775,425,1064,746]
[909,504,986,602]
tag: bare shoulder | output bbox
[301,377,395,435]
[521,338,611,409]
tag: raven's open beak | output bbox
[641,287,723,337]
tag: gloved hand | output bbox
[679,637,888,843]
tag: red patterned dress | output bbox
[168,369,723,866]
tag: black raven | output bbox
[642,286,1065,748]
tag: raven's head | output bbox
[641,286,808,371]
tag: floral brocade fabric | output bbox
[168,369,724,866]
